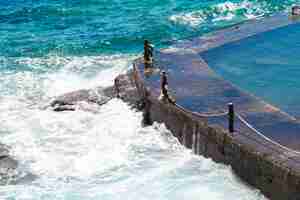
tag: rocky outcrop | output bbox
[114,70,144,108]
[50,86,117,112]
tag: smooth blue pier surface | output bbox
[136,16,300,151]
[201,22,300,119]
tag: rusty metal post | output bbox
[144,40,149,62]
[228,103,234,133]
[161,71,168,98]
[144,40,150,69]
[144,40,154,70]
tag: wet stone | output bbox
[50,86,117,112]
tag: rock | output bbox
[50,86,117,112]
[0,156,18,173]
[53,105,76,112]
[0,144,20,185]
[114,71,143,107]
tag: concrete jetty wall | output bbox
[115,64,300,200]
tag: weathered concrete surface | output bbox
[113,13,300,200]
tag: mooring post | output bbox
[144,40,153,70]
[228,103,234,133]
[161,71,168,98]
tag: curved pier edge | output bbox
[171,12,299,54]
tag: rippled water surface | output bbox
[0,0,298,199]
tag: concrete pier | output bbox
[115,13,300,200]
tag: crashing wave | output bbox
[169,0,293,27]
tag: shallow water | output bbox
[0,0,298,199]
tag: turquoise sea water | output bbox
[1,0,298,57]
[0,0,299,199]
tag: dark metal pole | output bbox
[161,71,168,98]
[144,40,149,62]
[228,103,234,133]
[144,40,151,70]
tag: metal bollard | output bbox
[228,103,234,133]
[144,40,154,70]
[161,71,168,98]
[144,40,149,63]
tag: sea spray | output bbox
[0,98,267,199]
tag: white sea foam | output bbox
[0,54,136,101]
[169,11,205,27]
[0,53,267,199]
[213,1,264,22]
[0,100,267,199]
[169,0,268,27]
[213,13,236,22]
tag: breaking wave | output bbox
[169,0,295,27]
